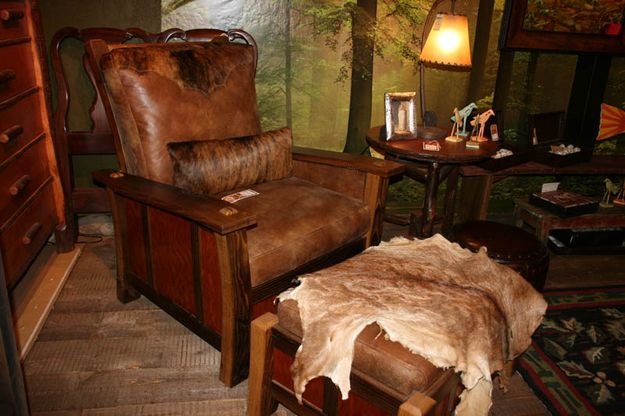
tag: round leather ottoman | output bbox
[451,220,549,291]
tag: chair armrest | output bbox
[92,170,256,234]
[292,146,404,177]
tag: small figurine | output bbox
[450,102,477,138]
[470,109,495,142]
[600,178,620,208]
[445,107,464,142]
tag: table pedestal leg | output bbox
[442,166,460,237]
[410,162,441,238]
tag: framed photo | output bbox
[384,92,417,140]
[500,0,625,54]
[485,109,503,142]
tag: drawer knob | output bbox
[0,125,23,144]
[9,175,31,196]
[0,69,16,86]
[0,9,24,22]
[22,222,42,245]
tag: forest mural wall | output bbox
[162,0,481,153]
[161,0,625,157]
[161,0,624,207]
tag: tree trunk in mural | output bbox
[285,0,293,130]
[343,0,377,154]
[466,0,495,104]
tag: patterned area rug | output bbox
[518,286,625,415]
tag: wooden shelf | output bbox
[10,244,82,358]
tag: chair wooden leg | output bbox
[116,278,140,303]
[248,313,279,416]
[216,232,252,387]
[108,188,140,303]
[398,391,437,416]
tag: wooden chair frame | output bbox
[87,29,404,386]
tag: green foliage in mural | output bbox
[297,0,426,80]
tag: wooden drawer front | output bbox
[0,40,36,103]
[0,136,50,224]
[0,91,42,164]
[1,182,55,288]
[0,2,28,41]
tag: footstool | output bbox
[248,301,463,416]
[451,220,549,291]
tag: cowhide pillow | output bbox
[167,127,293,196]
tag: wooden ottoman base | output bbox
[248,312,462,416]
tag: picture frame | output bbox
[484,109,503,142]
[500,0,625,54]
[384,92,417,140]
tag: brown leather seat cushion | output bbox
[220,177,370,287]
[277,298,446,400]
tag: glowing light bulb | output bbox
[437,29,461,53]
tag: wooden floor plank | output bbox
[24,334,220,375]
[31,399,247,416]
[80,399,246,416]
[27,368,246,412]
[36,309,192,341]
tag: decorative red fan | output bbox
[597,103,625,141]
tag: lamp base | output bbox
[418,125,447,140]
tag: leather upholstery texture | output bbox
[100,42,262,183]
[168,127,293,195]
[216,177,370,286]
[277,298,443,400]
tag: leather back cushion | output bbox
[168,127,293,195]
[99,42,261,184]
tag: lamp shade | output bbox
[420,13,471,68]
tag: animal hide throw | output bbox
[279,234,547,415]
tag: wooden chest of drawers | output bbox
[0,0,71,289]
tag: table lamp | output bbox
[418,0,472,140]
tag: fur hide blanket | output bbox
[279,235,547,415]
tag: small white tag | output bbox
[221,189,259,204]
[541,182,559,193]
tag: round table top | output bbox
[366,125,500,164]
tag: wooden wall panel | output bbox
[124,199,147,282]
[198,229,221,333]
[148,208,195,316]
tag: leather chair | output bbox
[86,30,403,386]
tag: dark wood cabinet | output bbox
[0,0,71,289]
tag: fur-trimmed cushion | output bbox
[98,42,261,184]
[167,127,293,195]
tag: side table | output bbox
[367,126,499,237]
[514,198,625,243]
